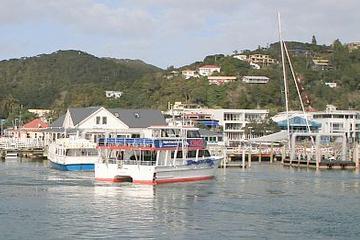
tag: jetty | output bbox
[221,131,360,170]
[0,138,45,159]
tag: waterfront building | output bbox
[164,103,268,147]
[310,105,360,142]
[198,65,221,76]
[5,118,48,140]
[242,76,270,84]
[207,76,237,85]
[45,107,166,144]
[275,116,321,132]
[272,106,360,142]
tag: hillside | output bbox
[0,50,162,117]
[1,40,360,122]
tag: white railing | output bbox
[0,138,44,149]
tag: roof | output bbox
[208,76,237,80]
[49,114,65,128]
[199,65,220,69]
[109,109,166,128]
[248,131,288,144]
[277,116,321,128]
[68,106,101,126]
[242,76,270,79]
[22,118,48,129]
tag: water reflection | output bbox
[1,161,360,239]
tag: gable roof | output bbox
[109,109,166,128]
[49,114,65,128]
[68,106,102,126]
[22,118,48,129]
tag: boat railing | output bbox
[102,158,156,166]
[98,138,206,149]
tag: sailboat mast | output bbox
[278,12,291,149]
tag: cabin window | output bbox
[102,116,107,124]
[171,151,183,159]
[131,134,140,138]
[187,130,201,138]
[143,151,157,161]
[199,150,211,157]
[96,116,101,124]
[187,150,197,158]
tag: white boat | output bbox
[48,137,99,171]
[95,127,222,184]
[5,150,18,160]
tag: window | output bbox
[102,116,107,124]
[187,130,200,138]
[96,116,101,124]
[187,150,197,158]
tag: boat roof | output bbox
[54,138,96,148]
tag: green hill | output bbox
[1,40,360,122]
[0,50,162,117]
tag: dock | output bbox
[0,138,45,159]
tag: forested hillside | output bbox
[0,39,360,122]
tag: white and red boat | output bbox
[95,127,222,184]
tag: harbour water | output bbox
[1,159,360,239]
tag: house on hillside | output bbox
[44,107,166,144]
[181,69,199,79]
[346,42,360,52]
[312,58,332,71]
[208,76,237,85]
[248,54,277,66]
[233,54,247,61]
[198,65,221,76]
[242,76,270,84]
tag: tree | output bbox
[311,35,317,45]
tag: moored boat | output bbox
[48,137,99,171]
[95,127,222,184]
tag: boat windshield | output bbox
[66,149,98,157]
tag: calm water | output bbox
[1,159,360,240]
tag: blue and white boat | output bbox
[48,137,99,171]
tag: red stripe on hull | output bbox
[134,175,215,185]
[95,177,129,183]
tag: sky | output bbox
[0,0,359,68]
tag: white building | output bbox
[249,62,261,70]
[233,54,247,61]
[242,76,270,84]
[105,91,123,99]
[181,69,199,79]
[208,76,237,85]
[325,82,337,88]
[198,65,221,76]
[310,105,360,142]
[45,107,167,144]
[164,103,268,146]
[28,109,52,119]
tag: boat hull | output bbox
[95,158,221,185]
[49,160,94,171]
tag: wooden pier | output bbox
[0,138,45,160]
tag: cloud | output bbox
[0,0,359,67]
